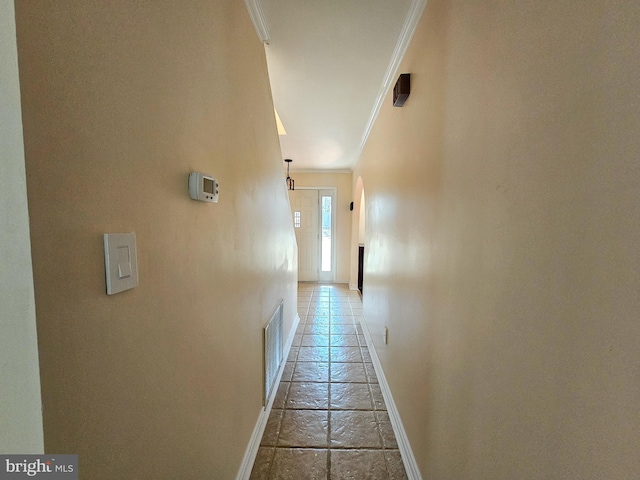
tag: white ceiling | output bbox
[246,0,426,172]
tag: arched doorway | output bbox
[351,177,366,293]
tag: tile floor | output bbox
[250,283,408,480]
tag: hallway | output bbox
[250,284,407,479]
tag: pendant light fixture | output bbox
[284,158,294,190]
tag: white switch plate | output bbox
[104,233,138,295]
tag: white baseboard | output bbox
[349,284,359,291]
[359,319,423,480]
[236,313,301,480]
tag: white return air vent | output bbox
[263,300,284,406]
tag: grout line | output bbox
[327,291,333,476]
[264,445,276,479]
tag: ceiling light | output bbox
[284,159,294,190]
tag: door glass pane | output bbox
[321,196,332,271]
[294,211,301,228]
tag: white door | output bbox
[317,189,335,282]
[290,189,319,281]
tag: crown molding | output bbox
[244,0,270,44]
[355,0,428,163]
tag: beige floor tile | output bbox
[385,450,409,480]
[330,450,388,480]
[306,316,330,325]
[286,382,329,410]
[329,315,356,324]
[332,298,352,304]
[330,411,381,448]
[281,362,295,382]
[287,347,299,362]
[330,306,353,316]
[330,383,373,410]
[329,335,359,347]
[361,348,372,362]
[370,384,387,410]
[303,324,330,335]
[261,409,283,446]
[330,324,358,335]
[278,410,329,448]
[298,346,329,362]
[300,334,330,347]
[330,346,362,363]
[249,447,274,480]
[330,362,367,383]
[273,382,290,409]
[292,362,329,382]
[269,448,328,480]
[364,363,377,383]
[376,411,398,448]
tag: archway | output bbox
[350,177,366,292]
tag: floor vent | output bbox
[263,300,284,406]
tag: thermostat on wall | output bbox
[189,172,219,203]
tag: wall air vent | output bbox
[263,300,284,406]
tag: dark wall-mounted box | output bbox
[393,73,410,107]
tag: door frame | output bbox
[294,186,337,283]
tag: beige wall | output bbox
[15,1,296,478]
[291,172,352,284]
[0,0,44,454]
[354,0,640,478]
